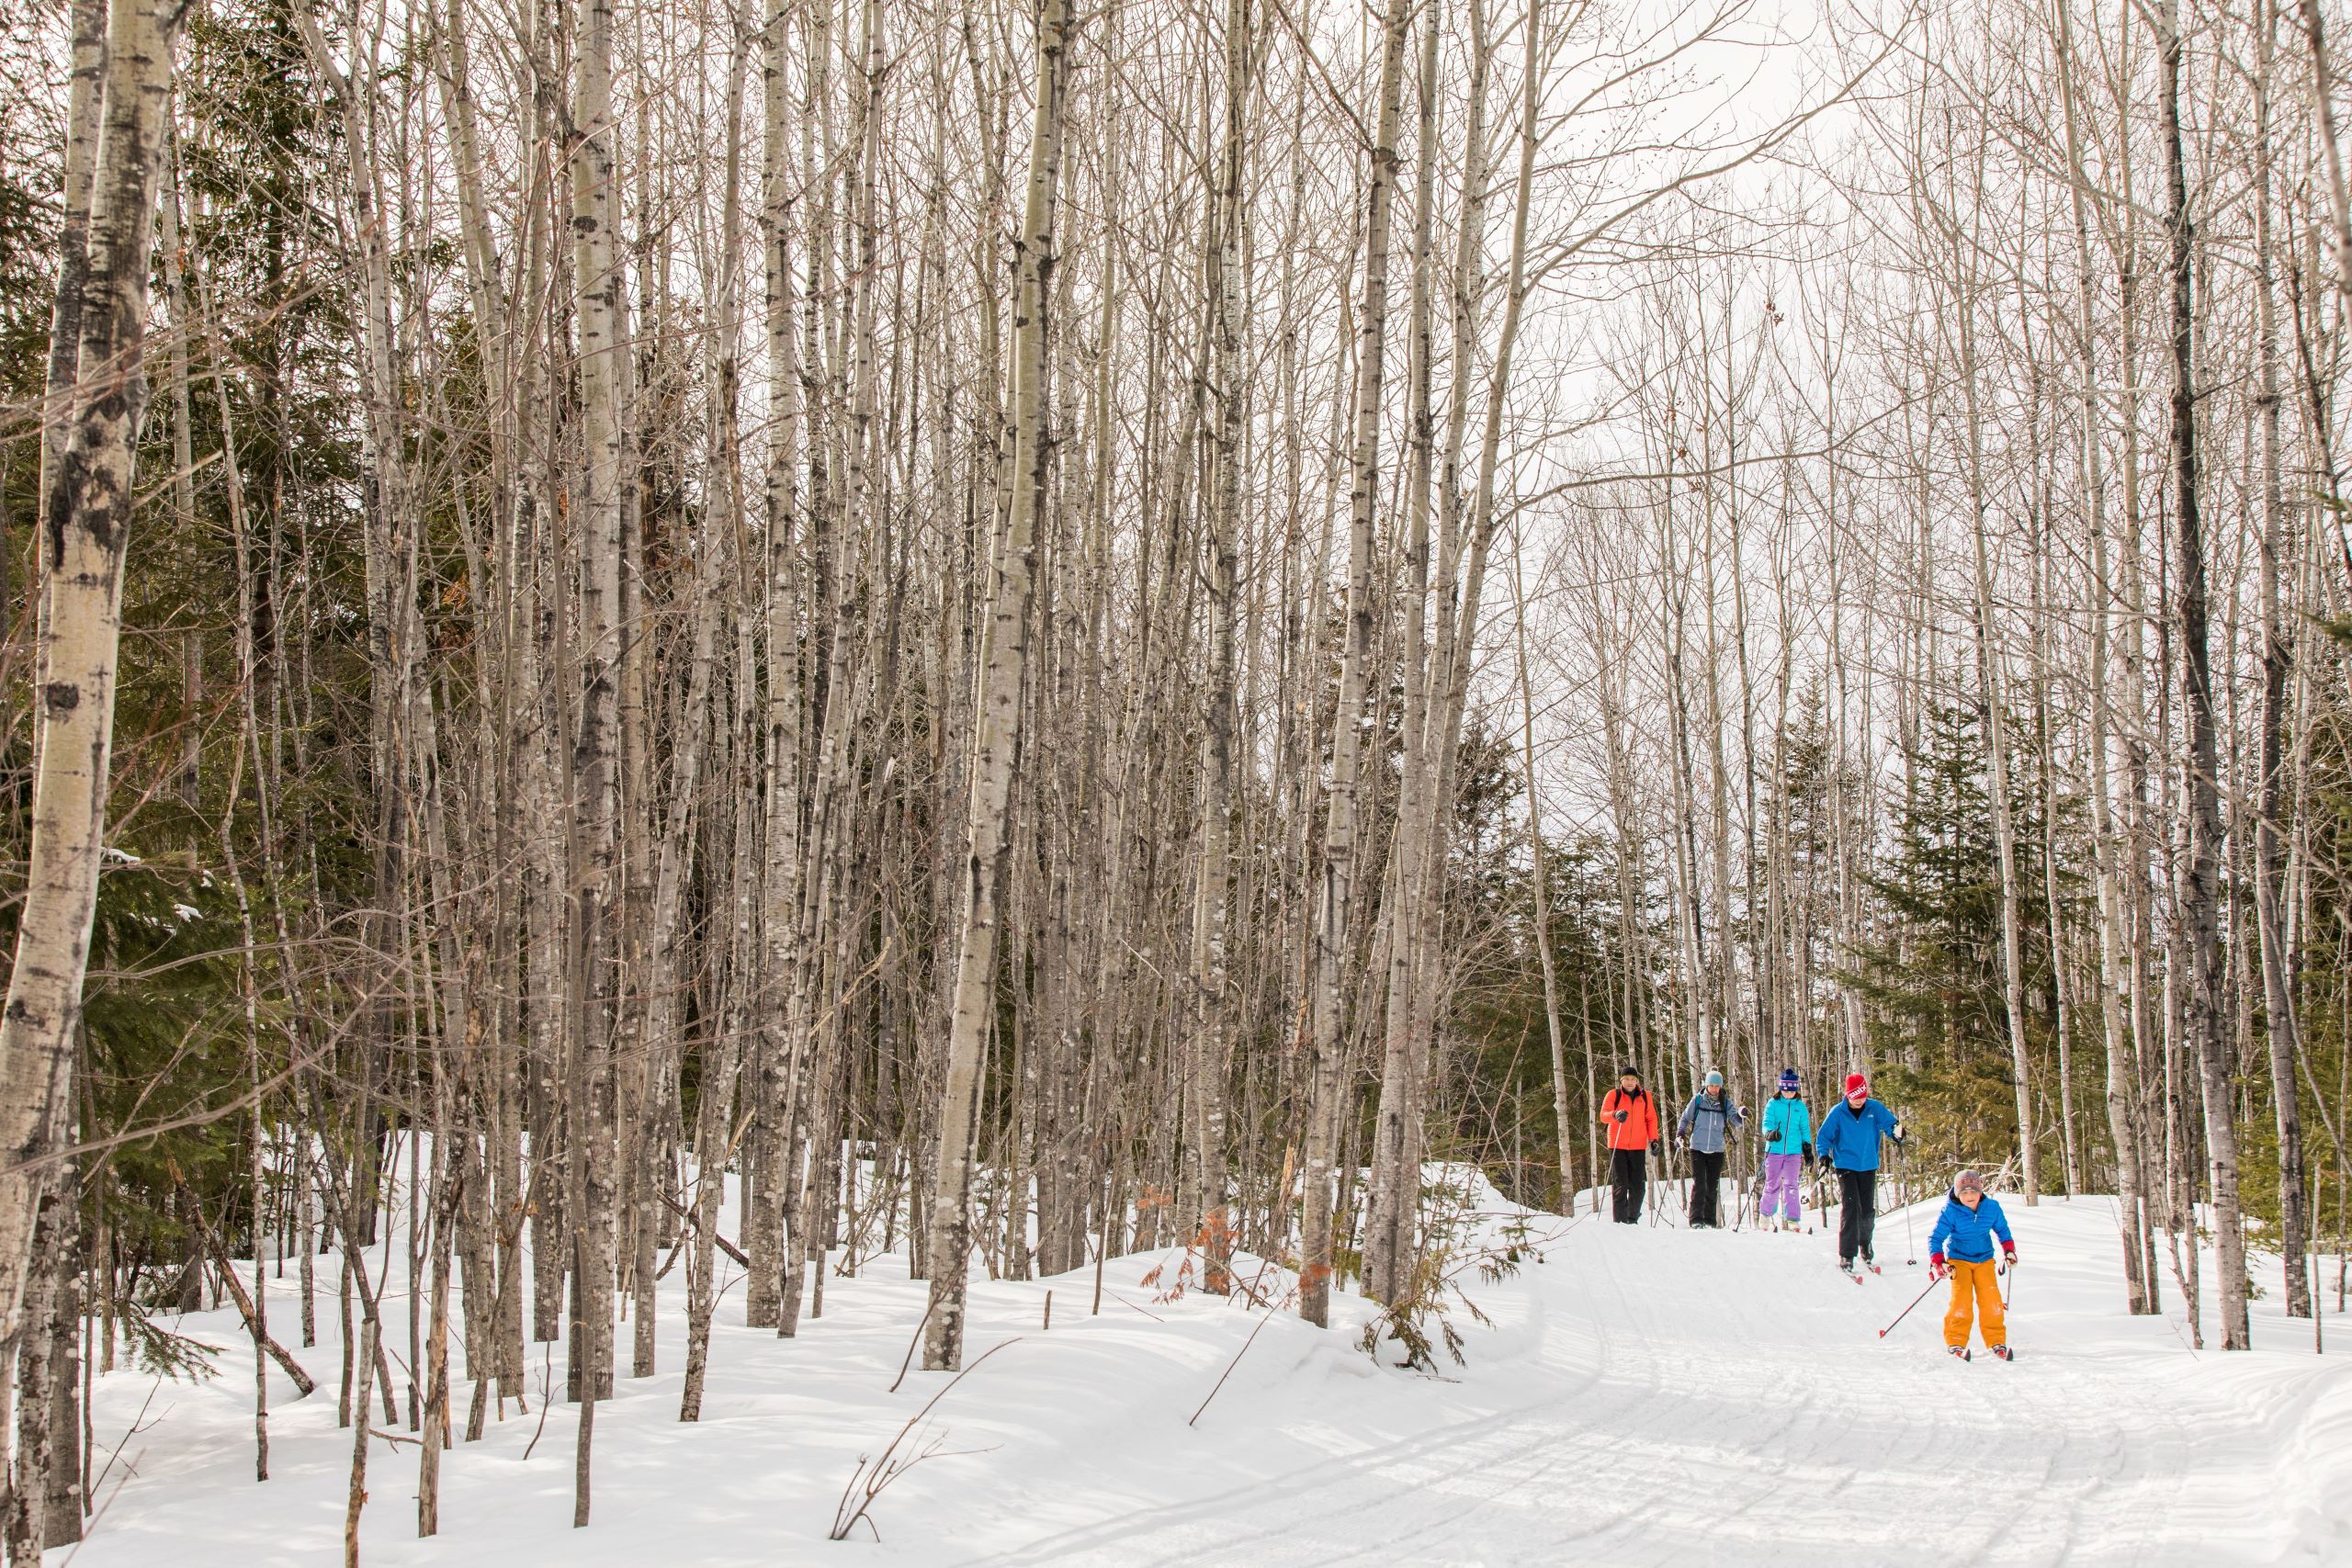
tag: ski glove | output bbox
[1612,1109,1628,1123]
[1768,1129,1781,1145]
[2002,1241,2018,1268]
[1648,1139,1663,1157]
[1928,1253,1949,1282]
[1801,1142,1813,1159]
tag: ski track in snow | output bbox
[72,1188,2352,1568]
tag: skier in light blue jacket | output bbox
[1675,1071,1745,1227]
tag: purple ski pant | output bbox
[1761,1152,1804,1221]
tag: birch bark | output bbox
[0,0,179,1376]
[922,0,1069,1371]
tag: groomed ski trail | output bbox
[967,1198,2347,1568]
[67,1190,2352,1568]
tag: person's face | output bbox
[1847,1089,1867,1107]
[1779,1087,1796,1098]
[1620,1076,1638,1093]
[1706,1084,1722,1097]
[1959,1186,1982,1209]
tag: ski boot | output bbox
[1988,1345,2015,1362]
[1947,1345,1971,1361]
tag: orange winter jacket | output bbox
[1600,1087,1659,1152]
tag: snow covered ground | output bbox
[72,1181,2352,1567]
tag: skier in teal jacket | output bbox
[1758,1068,1811,1231]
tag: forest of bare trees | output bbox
[1,0,2350,1551]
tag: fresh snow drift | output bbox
[72,1184,2352,1566]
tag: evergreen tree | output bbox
[1853,700,2045,1168]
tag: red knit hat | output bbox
[1843,1072,1870,1097]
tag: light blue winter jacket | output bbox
[1761,1094,1812,1156]
[1815,1097,1901,1171]
[1676,1090,1745,1155]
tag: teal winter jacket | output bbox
[1761,1095,1812,1156]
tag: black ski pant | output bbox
[1837,1168,1878,1261]
[1609,1147,1646,1224]
[1688,1148,1725,1226]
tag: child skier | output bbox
[1675,1070,1745,1227]
[1758,1068,1811,1232]
[1814,1071,1905,1273]
[1928,1168,2018,1360]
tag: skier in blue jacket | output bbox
[1814,1071,1905,1273]
[1928,1168,2018,1359]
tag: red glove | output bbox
[1928,1253,1949,1281]
[2002,1241,2018,1269]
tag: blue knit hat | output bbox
[1704,1069,1724,1088]
[1778,1067,1801,1090]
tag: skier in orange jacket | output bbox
[1599,1066,1662,1224]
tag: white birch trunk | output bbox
[922,0,1069,1371]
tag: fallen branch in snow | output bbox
[659,1190,751,1269]
[1102,1285,1168,1323]
[57,1382,166,1566]
[1078,1224,1170,1323]
[204,1255,318,1396]
[522,1342,556,1461]
[832,1337,1020,1542]
[1191,1304,1281,1427]
[887,1304,930,1394]
[1224,1257,1285,1312]
[1185,1243,1311,1427]
[56,1446,143,1568]
[173,1174,314,1393]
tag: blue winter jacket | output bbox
[1677,1090,1745,1156]
[1761,1095,1812,1156]
[1815,1097,1900,1171]
[1928,1190,2014,1263]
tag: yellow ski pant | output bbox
[1943,1258,2006,1348]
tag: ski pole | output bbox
[1878,1274,1941,1339]
[1903,1143,1917,1265]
